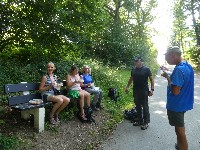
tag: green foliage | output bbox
[60,106,78,121]
[0,0,158,67]
[0,119,5,125]
[0,106,6,123]
[0,134,22,150]
[45,123,59,132]
[187,46,200,69]
[171,0,200,64]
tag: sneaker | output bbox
[91,104,100,111]
[141,123,149,130]
[97,105,104,110]
[175,143,179,150]
[96,102,104,109]
[93,107,100,111]
[133,121,142,126]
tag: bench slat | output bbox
[11,102,52,111]
[5,81,68,110]
[4,83,40,94]
[8,93,42,106]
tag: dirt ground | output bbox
[0,106,115,150]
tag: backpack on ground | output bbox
[108,88,121,101]
[124,107,138,122]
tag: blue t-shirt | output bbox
[166,61,194,112]
[82,74,93,84]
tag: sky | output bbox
[150,0,174,65]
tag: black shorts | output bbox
[167,110,185,127]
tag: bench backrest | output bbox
[4,82,42,106]
[4,81,67,106]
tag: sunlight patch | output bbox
[158,101,166,107]
[154,110,164,114]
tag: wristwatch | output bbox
[151,89,154,91]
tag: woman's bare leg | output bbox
[54,95,70,115]
[78,91,85,117]
[82,90,91,107]
[48,95,63,118]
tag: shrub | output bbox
[0,134,22,150]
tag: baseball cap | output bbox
[165,46,182,55]
[134,55,142,61]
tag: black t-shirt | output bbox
[131,66,152,91]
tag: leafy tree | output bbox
[0,0,107,60]
[171,0,200,66]
[90,0,158,66]
[0,0,158,67]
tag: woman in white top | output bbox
[66,65,91,121]
[39,62,70,125]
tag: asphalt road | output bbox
[101,70,200,150]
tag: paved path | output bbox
[101,71,200,150]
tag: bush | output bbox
[0,134,22,150]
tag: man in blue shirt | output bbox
[162,46,194,150]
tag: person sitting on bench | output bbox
[66,65,91,121]
[81,65,103,111]
[39,62,70,125]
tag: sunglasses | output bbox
[134,59,141,62]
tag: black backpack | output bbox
[124,107,138,122]
[108,88,121,101]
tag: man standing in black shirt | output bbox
[125,56,154,130]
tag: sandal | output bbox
[80,114,87,121]
[49,117,58,125]
[54,114,60,123]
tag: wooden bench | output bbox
[4,80,92,132]
[4,81,65,132]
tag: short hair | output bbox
[133,55,143,62]
[165,46,182,56]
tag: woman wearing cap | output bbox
[66,65,91,121]
[81,65,103,111]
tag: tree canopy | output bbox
[0,0,158,66]
[171,0,200,67]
